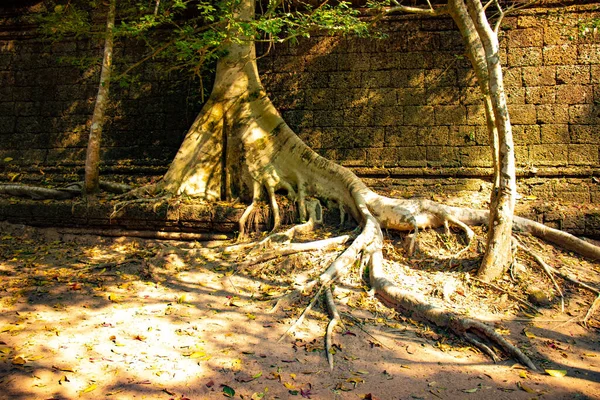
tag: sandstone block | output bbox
[525,86,555,104]
[540,124,569,144]
[543,45,577,65]
[556,84,592,105]
[531,144,568,166]
[508,104,537,125]
[569,144,599,165]
[434,105,466,125]
[522,66,556,86]
[508,47,542,67]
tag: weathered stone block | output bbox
[578,44,600,65]
[460,146,493,167]
[522,66,556,86]
[525,86,555,104]
[0,117,15,134]
[515,145,530,166]
[507,28,544,48]
[372,106,403,126]
[508,104,537,125]
[556,84,592,105]
[367,146,426,165]
[385,126,418,147]
[557,65,591,84]
[569,104,600,125]
[449,125,488,146]
[425,68,457,87]
[426,146,459,165]
[404,106,434,126]
[505,86,526,104]
[466,105,486,126]
[537,104,569,124]
[434,105,466,125]
[389,69,425,88]
[342,108,372,127]
[513,125,541,145]
[531,144,568,166]
[503,67,523,87]
[569,144,599,165]
[426,86,459,105]
[361,71,390,88]
[571,125,600,144]
[396,88,426,106]
[540,124,569,144]
[417,126,449,146]
[543,45,577,65]
[508,47,542,67]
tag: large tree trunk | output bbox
[448,0,515,281]
[84,0,116,196]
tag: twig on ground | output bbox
[472,277,539,313]
[278,286,324,342]
[514,239,564,313]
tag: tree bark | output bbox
[84,0,116,196]
[464,0,516,281]
[448,0,515,280]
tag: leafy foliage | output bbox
[37,0,375,82]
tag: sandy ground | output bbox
[0,220,599,400]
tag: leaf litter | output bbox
[0,220,599,398]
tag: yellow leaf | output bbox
[189,351,206,359]
[290,373,296,379]
[3,157,13,162]
[523,329,535,339]
[108,293,123,302]
[283,382,296,390]
[545,369,567,378]
[81,383,97,393]
[518,382,537,393]
[0,346,11,354]
[518,370,528,379]
[12,355,26,365]
[246,313,256,320]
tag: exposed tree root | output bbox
[57,227,229,241]
[324,285,342,371]
[371,267,537,370]
[236,235,350,271]
[584,294,600,327]
[0,181,132,200]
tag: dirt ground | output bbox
[0,216,599,400]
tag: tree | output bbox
[123,0,600,368]
[3,0,600,369]
[84,0,116,196]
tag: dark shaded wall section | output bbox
[1,3,600,203]
[0,4,202,185]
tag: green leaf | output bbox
[222,385,235,397]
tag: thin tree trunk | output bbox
[84,0,116,196]
[465,0,516,280]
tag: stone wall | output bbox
[1,3,600,201]
[0,5,202,185]
[259,4,600,179]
